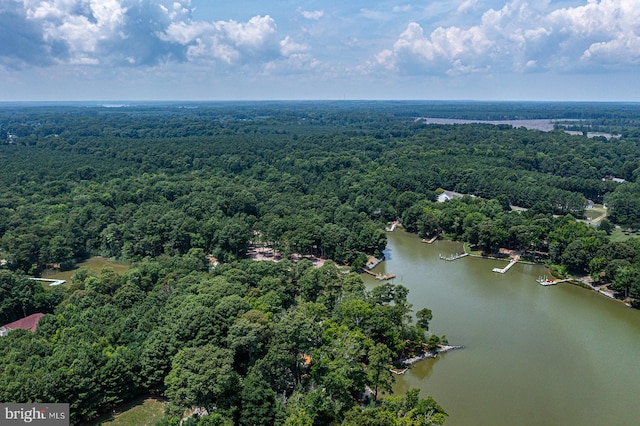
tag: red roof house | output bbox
[0,313,45,336]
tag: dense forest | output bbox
[0,258,447,425]
[2,101,640,424]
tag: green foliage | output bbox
[0,271,62,323]
[605,183,640,228]
[164,345,240,413]
[610,267,640,299]
[342,388,447,425]
[367,343,394,400]
[416,308,433,331]
[598,218,613,235]
[2,102,634,276]
[239,368,281,426]
[0,250,444,425]
[3,102,640,424]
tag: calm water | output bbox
[364,230,640,426]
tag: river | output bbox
[363,230,640,426]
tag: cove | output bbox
[363,230,640,426]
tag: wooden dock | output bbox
[537,276,572,286]
[385,221,400,232]
[537,276,556,286]
[492,259,517,273]
[422,234,438,244]
[362,269,396,280]
[439,253,468,261]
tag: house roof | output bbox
[1,313,45,334]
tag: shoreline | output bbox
[439,235,635,308]
[403,345,464,365]
[562,278,632,307]
[391,345,464,374]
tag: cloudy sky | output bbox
[0,0,638,101]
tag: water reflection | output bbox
[365,230,640,426]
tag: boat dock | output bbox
[537,276,556,286]
[537,276,572,286]
[375,273,396,280]
[422,234,438,244]
[362,269,396,280]
[492,258,517,273]
[385,221,400,232]
[439,253,468,261]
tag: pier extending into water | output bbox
[362,268,396,281]
[439,253,469,261]
[385,221,400,232]
[537,276,573,286]
[382,230,640,426]
[422,234,439,244]
[492,259,517,274]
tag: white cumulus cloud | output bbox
[300,9,324,20]
[377,21,492,74]
[1,0,308,69]
[374,0,640,75]
[162,14,311,67]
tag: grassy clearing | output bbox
[584,205,607,222]
[41,256,131,288]
[91,397,166,426]
[609,227,640,242]
[463,242,483,255]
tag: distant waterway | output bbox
[420,117,557,131]
[364,230,640,426]
[420,117,619,139]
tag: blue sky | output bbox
[0,0,638,101]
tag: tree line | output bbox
[401,195,640,304]
[1,102,639,277]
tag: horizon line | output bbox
[1,99,640,105]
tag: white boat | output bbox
[536,276,556,286]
